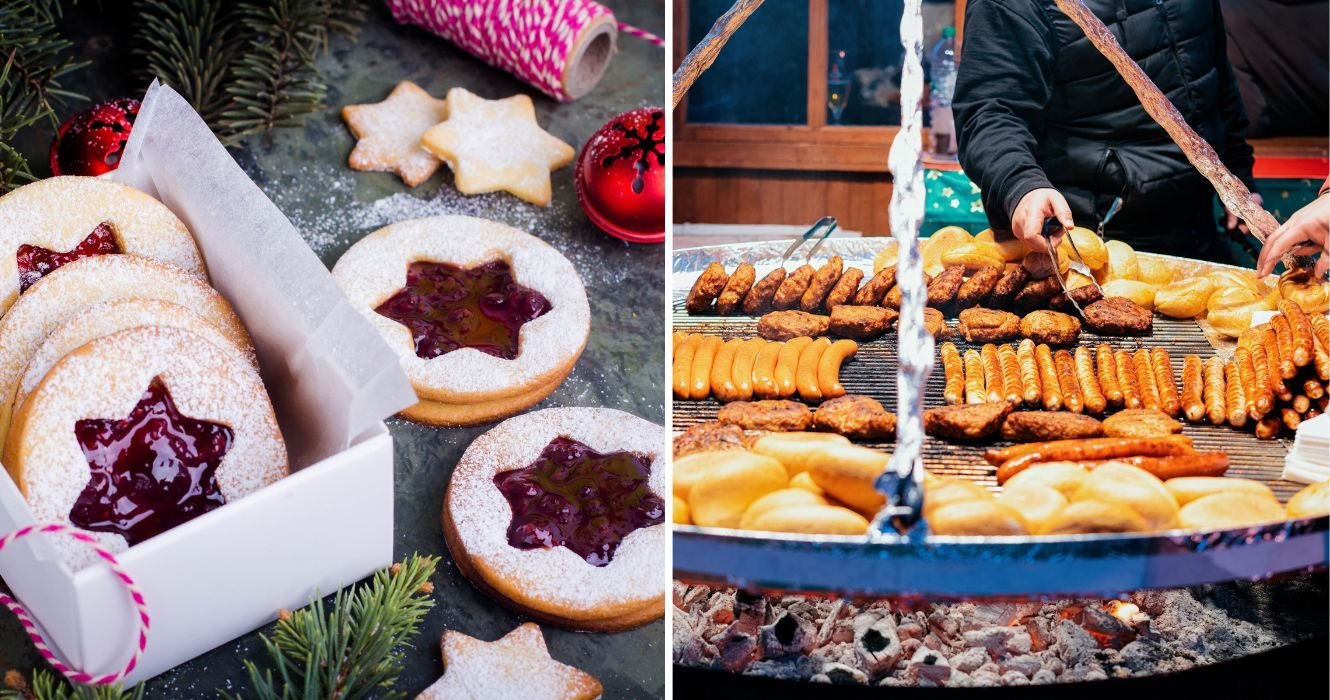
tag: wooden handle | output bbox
[672,0,766,109]
[1051,0,1279,243]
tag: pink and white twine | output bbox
[0,523,149,686]
[385,0,662,101]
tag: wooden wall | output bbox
[673,168,894,236]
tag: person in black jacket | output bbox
[953,0,1259,262]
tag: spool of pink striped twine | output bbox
[385,0,663,101]
[0,523,149,685]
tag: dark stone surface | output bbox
[2,2,665,697]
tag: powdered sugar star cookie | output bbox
[421,88,575,206]
[342,81,450,187]
[416,623,601,700]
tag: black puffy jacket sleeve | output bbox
[953,0,1060,232]
[1212,0,1257,192]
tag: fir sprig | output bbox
[133,0,246,128]
[0,0,88,192]
[0,669,141,700]
[227,553,439,700]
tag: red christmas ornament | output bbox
[575,107,664,244]
[49,98,141,177]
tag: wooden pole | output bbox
[1052,0,1279,243]
[671,0,766,110]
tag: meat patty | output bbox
[717,400,813,432]
[743,267,787,315]
[853,266,896,305]
[1050,284,1104,313]
[923,401,1014,440]
[1102,408,1182,438]
[1020,309,1082,346]
[757,310,831,340]
[958,307,1020,343]
[956,265,1002,309]
[686,261,728,314]
[813,395,896,440]
[828,304,897,339]
[800,256,844,312]
[882,271,932,309]
[673,421,748,457]
[1012,276,1061,314]
[715,262,756,315]
[1084,296,1153,336]
[924,307,948,339]
[927,264,966,308]
[824,267,864,310]
[987,265,1030,309]
[772,264,816,310]
[1000,411,1104,442]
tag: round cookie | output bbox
[442,407,665,631]
[0,176,206,314]
[12,298,257,421]
[331,216,589,426]
[7,326,286,569]
[0,255,250,447]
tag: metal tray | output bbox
[671,239,1329,599]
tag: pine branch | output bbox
[0,669,141,700]
[217,0,364,145]
[225,554,439,700]
[0,0,88,193]
[133,0,246,127]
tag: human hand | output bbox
[1224,192,1265,235]
[1012,188,1074,255]
[1256,194,1329,277]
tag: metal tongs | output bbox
[780,216,839,263]
[1041,217,1087,317]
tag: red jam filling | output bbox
[493,436,663,567]
[16,222,121,292]
[374,259,551,361]
[69,379,233,546]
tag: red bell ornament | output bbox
[49,98,141,177]
[575,107,665,244]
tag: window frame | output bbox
[673,0,967,172]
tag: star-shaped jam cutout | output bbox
[69,378,234,546]
[493,436,663,567]
[341,81,450,187]
[374,259,551,361]
[16,221,121,292]
[420,88,575,206]
[417,623,601,700]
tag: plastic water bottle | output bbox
[929,27,958,158]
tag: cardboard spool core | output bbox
[563,16,617,100]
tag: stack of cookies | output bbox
[0,176,287,566]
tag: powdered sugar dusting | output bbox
[419,623,601,700]
[331,216,589,400]
[14,298,258,415]
[0,255,250,440]
[0,176,206,314]
[448,407,664,616]
[13,326,286,570]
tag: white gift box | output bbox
[0,83,416,686]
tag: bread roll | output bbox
[873,240,900,273]
[805,444,892,515]
[1206,268,1267,297]
[922,227,972,276]
[923,478,993,518]
[674,496,691,525]
[1043,500,1149,534]
[1002,462,1089,498]
[1071,462,1179,531]
[1178,492,1285,530]
[1105,240,1140,281]
[739,488,827,529]
[1287,480,1329,519]
[1278,268,1330,315]
[745,504,871,535]
[674,451,778,501]
[1155,277,1216,319]
[688,454,789,528]
[1137,256,1176,286]
[1100,280,1156,310]
[1163,476,1277,506]
[1056,227,1109,271]
[751,431,851,477]
[942,242,1006,271]
[974,228,1030,262]
[929,500,1029,536]
[789,471,826,496]
[997,485,1068,534]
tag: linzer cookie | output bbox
[342,81,451,187]
[0,254,251,447]
[442,407,665,631]
[417,623,601,700]
[420,88,574,206]
[332,216,589,426]
[5,326,286,568]
[0,176,206,313]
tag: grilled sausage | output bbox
[673,334,697,398]
[1181,354,1205,423]
[1262,328,1293,403]
[1202,356,1226,425]
[1096,343,1123,408]
[796,337,831,402]
[1254,415,1282,440]
[1133,349,1162,412]
[992,435,1196,483]
[964,349,987,404]
[1224,359,1248,427]
[998,344,1023,404]
[774,336,813,398]
[1054,349,1083,414]
[1279,300,1314,367]
[711,338,743,402]
[1017,339,1042,405]
[1115,350,1142,410]
[1271,314,1298,379]
[752,340,783,399]
[730,338,764,400]
[982,344,1005,403]
[1035,343,1063,411]
[1113,452,1229,480]
[1075,346,1107,414]
[817,338,859,399]
[1151,348,1181,418]
[941,342,964,405]
[689,335,723,400]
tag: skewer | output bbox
[672,0,766,109]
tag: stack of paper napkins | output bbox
[1284,412,1330,484]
